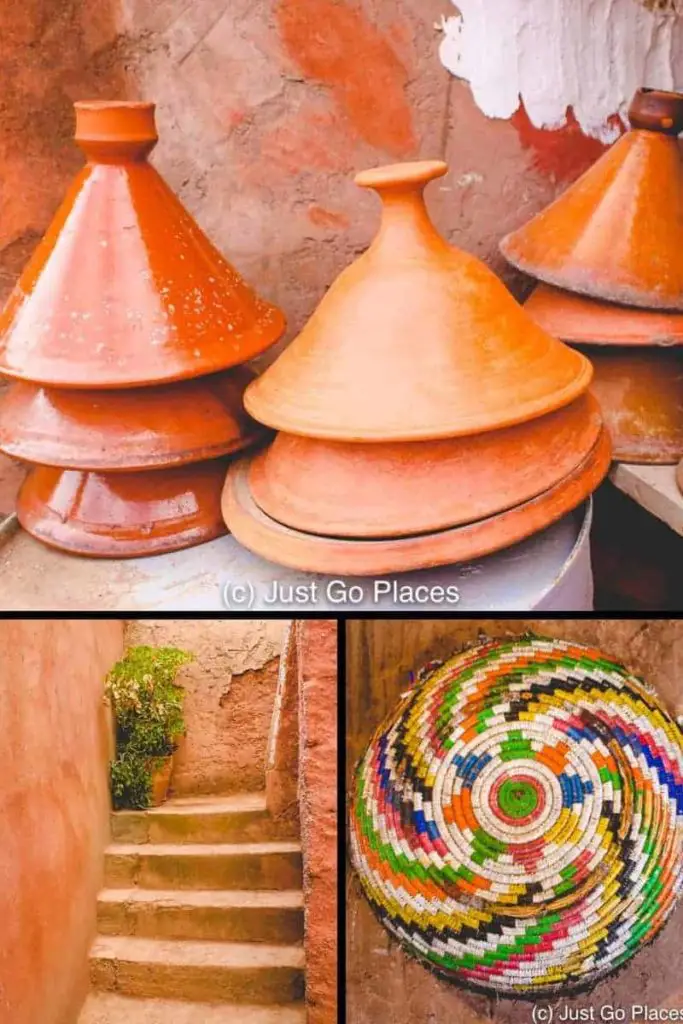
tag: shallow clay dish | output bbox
[245,161,590,442]
[221,429,611,575]
[526,284,683,347]
[0,367,266,471]
[501,89,683,310]
[247,394,603,538]
[0,102,285,389]
[575,345,683,463]
[18,460,229,558]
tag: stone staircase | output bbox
[78,794,305,1024]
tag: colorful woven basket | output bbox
[350,636,683,995]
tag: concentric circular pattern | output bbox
[350,637,683,996]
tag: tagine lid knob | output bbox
[74,100,159,160]
[628,88,683,136]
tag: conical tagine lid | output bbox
[525,284,683,346]
[245,161,591,442]
[0,102,285,389]
[0,367,265,471]
[501,89,683,310]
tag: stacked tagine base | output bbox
[501,88,683,465]
[0,101,283,557]
[222,161,611,576]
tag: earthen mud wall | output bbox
[0,619,124,1024]
[0,0,606,332]
[346,619,683,1024]
[124,619,288,795]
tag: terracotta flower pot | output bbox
[17,460,229,558]
[0,101,285,388]
[247,394,604,538]
[0,367,267,471]
[221,430,611,576]
[148,755,173,807]
[574,345,683,463]
[501,89,683,310]
[526,283,683,347]
[244,161,590,441]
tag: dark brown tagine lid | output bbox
[500,88,683,310]
[0,101,285,389]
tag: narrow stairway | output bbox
[78,794,305,1023]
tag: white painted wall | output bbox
[439,0,683,141]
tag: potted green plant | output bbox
[105,644,194,810]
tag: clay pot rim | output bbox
[247,393,603,538]
[220,430,611,575]
[526,284,683,346]
[355,160,448,190]
[629,87,683,135]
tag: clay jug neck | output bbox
[628,87,683,136]
[356,161,449,258]
[74,101,158,163]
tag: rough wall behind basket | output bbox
[345,618,683,1024]
[125,619,288,795]
[0,619,124,1024]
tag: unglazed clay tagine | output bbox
[244,160,591,442]
[574,345,683,463]
[501,88,683,310]
[0,367,267,471]
[247,394,604,538]
[526,284,683,347]
[0,101,285,389]
[17,460,229,558]
[220,430,611,576]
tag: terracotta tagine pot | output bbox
[573,345,683,463]
[221,429,611,576]
[526,283,683,346]
[0,101,285,388]
[17,460,228,558]
[223,159,609,570]
[244,161,591,441]
[500,88,683,310]
[246,394,604,538]
[0,367,266,471]
[524,285,683,463]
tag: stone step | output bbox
[78,993,306,1023]
[98,888,304,943]
[90,936,305,1004]
[105,842,302,891]
[111,794,297,845]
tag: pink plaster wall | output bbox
[296,620,339,1024]
[0,619,124,1024]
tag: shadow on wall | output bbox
[345,618,683,1024]
[0,619,124,1024]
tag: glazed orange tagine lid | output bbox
[500,88,683,310]
[0,102,285,388]
[0,368,265,471]
[17,461,229,558]
[244,161,591,441]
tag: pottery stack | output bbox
[500,87,683,466]
[0,102,285,557]
[222,160,612,576]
